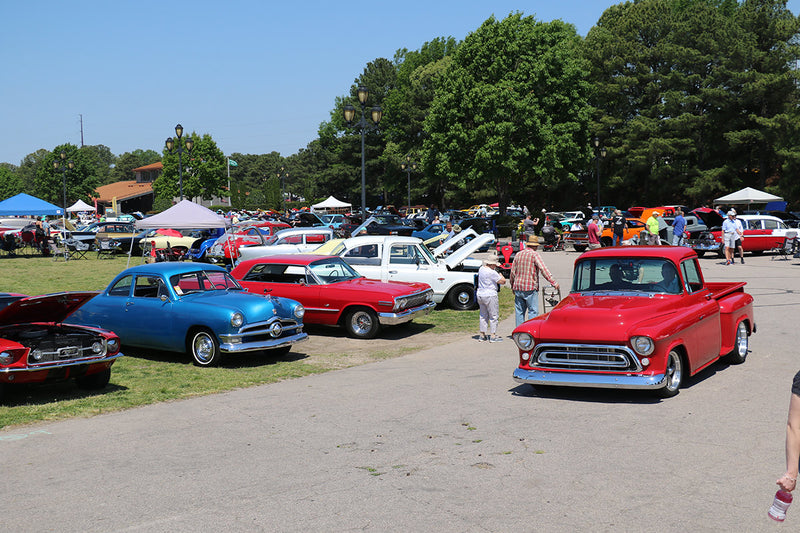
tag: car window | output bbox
[281,235,303,245]
[108,275,133,297]
[133,275,166,298]
[389,244,425,265]
[764,219,779,230]
[305,233,329,244]
[572,258,681,294]
[344,245,379,258]
[681,259,704,294]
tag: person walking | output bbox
[672,208,687,246]
[722,210,738,265]
[510,235,560,327]
[476,257,506,342]
[611,209,628,247]
[776,370,800,494]
[587,214,602,250]
[733,211,745,264]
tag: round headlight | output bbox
[631,336,655,356]
[270,322,283,338]
[231,312,244,328]
[513,332,535,351]
[91,341,104,354]
[31,349,43,361]
[0,351,13,365]
[294,305,305,319]
[107,339,119,354]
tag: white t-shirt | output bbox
[477,266,502,297]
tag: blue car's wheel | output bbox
[189,329,221,366]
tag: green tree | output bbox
[153,133,226,204]
[81,144,115,186]
[33,144,102,209]
[423,13,593,212]
[0,164,22,199]
[111,149,160,183]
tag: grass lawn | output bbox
[0,253,513,428]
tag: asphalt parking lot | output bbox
[2,248,799,532]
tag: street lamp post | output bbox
[593,137,607,208]
[401,155,418,212]
[165,124,194,201]
[53,151,74,260]
[343,85,382,222]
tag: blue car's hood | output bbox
[181,289,297,319]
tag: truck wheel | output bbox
[189,328,221,366]
[657,350,683,398]
[726,321,749,364]
[76,368,111,390]
[345,308,381,339]
[573,244,587,252]
[448,284,476,311]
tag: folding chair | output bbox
[65,239,90,259]
[96,238,119,259]
[772,232,797,260]
[49,242,68,261]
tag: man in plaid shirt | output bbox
[510,235,560,326]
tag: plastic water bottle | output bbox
[768,489,793,522]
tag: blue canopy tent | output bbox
[0,193,63,216]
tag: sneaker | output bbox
[741,258,745,264]
[725,260,731,265]
[478,335,487,342]
[489,336,503,343]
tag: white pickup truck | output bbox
[325,233,495,310]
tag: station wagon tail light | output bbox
[513,332,535,351]
[294,305,305,319]
[231,312,244,328]
[631,336,655,356]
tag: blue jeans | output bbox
[514,290,539,327]
[672,234,684,246]
[612,233,622,246]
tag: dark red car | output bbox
[230,254,435,339]
[0,292,122,402]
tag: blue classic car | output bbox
[67,263,308,366]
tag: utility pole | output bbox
[79,114,84,147]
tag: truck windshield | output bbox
[572,258,682,295]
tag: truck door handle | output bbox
[263,288,272,293]
[389,270,398,274]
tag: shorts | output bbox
[724,233,737,248]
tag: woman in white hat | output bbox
[476,256,506,342]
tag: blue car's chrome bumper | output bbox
[512,367,667,390]
[220,331,308,353]
[378,301,436,325]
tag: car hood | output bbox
[692,208,723,228]
[0,291,99,326]
[442,233,495,269]
[325,278,430,296]
[180,289,300,318]
[531,293,678,341]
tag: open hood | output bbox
[443,233,495,269]
[0,292,99,326]
[432,228,479,257]
[692,208,723,228]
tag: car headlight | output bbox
[0,351,13,365]
[106,338,120,354]
[294,304,305,319]
[31,349,44,361]
[91,341,104,354]
[631,336,655,356]
[513,332,535,351]
[231,312,244,328]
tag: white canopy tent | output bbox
[714,187,783,205]
[311,196,351,214]
[67,199,95,212]
[127,200,230,266]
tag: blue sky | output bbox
[1,0,798,166]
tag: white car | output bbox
[326,233,495,310]
[737,214,798,238]
[236,227,335,261]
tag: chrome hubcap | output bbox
[736,322,748,357]
[194,334,214,362]
[352,312,372,335]
[666,352,682,391]
[457,291,470,305]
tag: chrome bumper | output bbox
[378,301,436,325]
[512,367,667,390]
[0,352,123,374]
[220,332,308,353]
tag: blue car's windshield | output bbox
[169,270,243,295]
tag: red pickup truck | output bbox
[511,247,755,398]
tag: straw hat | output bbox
[484,255,501,267]
[526,235,540,247]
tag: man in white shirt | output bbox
[722,210,739,265]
